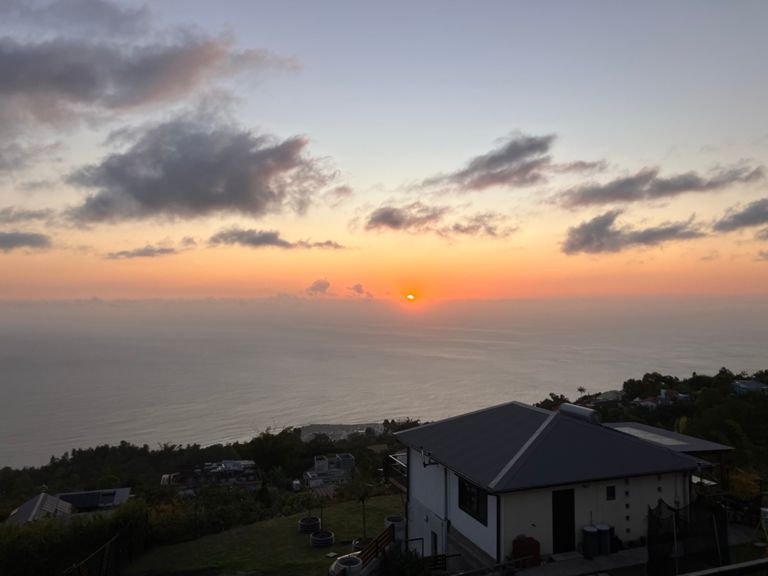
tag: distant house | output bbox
[395,402,709,569]
[56,488,131,512]
[731,379,768,396]
[6,493,72,525]
[303,453,356,488]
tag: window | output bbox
[625,503,630,510]
[625,490,630,497]
[606,486,616,501]
[458,477,488,525]
[657,486,663,493]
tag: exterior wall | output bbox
[501,472,689,558]
[406,448,498,561]
[447,471,498,560]
[407,448,448,556]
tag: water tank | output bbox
[331,554,362,576]
[559,404,602,424]
[595,524,612,555]
[582,525,599,559]
[385,514,405,543]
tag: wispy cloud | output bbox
[0,0,152,39]
[106,245,177,259]
[306,279,330,296]
[713,197,768,232]
[365,202,450,232]
[209,228,344,250]
[364,201,515,238]
[0,12,297,137]
[422,132,602,193]
[67,106,334,222]
[0,230,51,251]
[0,207,55,224]
[562,210,704,254]
[560,165,763,207]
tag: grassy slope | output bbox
[126,493,405,576]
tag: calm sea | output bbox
[1,297,766,468]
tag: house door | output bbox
[552,488,575,553]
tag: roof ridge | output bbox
[394,400,540,436]
[488,410,556,489]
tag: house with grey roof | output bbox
[395,402,710,569]
[6,493,72,525]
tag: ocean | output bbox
[1,297,766,469]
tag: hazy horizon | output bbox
[2,296,766,469]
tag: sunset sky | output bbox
[2,0,768,301]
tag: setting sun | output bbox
[406,294,416,301]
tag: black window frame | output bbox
[606,485,616,501]
[458,476,488,525]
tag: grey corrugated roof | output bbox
[604,422,733,453]
[396,402,701,493]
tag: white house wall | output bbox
[501,472,689,558]
[447,470,498,560]
[406,449,498,560]
[407,448,448,556]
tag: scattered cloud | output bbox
[562,210,704,254]
[423,133,555,191]
[0,0,151,38]
[67,109,334,222]
[365,202,450,232]
[758,250,768,261]
[422,133,603,193]
[106,245,177,259]
[0,231,51,251]
[209,227,344,250]
[322,185,354,207]
[713,197,768,233]
[0,141,60,173]
[441,212,517,238]
[0,207,55,224]
[180,236,197,247]
[348,283,373,298]
[756,228,768,241]
[561,165,763,208]
[0,28,297,137]
[364,201,515,239]
[306,278,330,296]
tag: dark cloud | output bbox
[0,206,54,224]
[562,165,764,207]
[322,185,354,207]
[67,111,333,222]
[0,0,151,38]
[348,283,373,298]
[307,279,330,296]
[180,236,197,247]
[562,210,704,254]
[209,228,344,250]
[0,34,296,136]
[364,201,514,239]
[424,133,555,191]
[713,197,768,232]
[106,245,177,259]
[0,141,60,172]
[442,212,517,238]
[365,202,450,232]
[0,231,51,251]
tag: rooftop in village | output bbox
[396,402,718,494]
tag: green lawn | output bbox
[126,493,405,576]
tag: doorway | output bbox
[552,488,575,553]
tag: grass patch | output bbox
[126,493,405,576]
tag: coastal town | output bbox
[3,368,768,575]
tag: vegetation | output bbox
[125,494,403,576]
